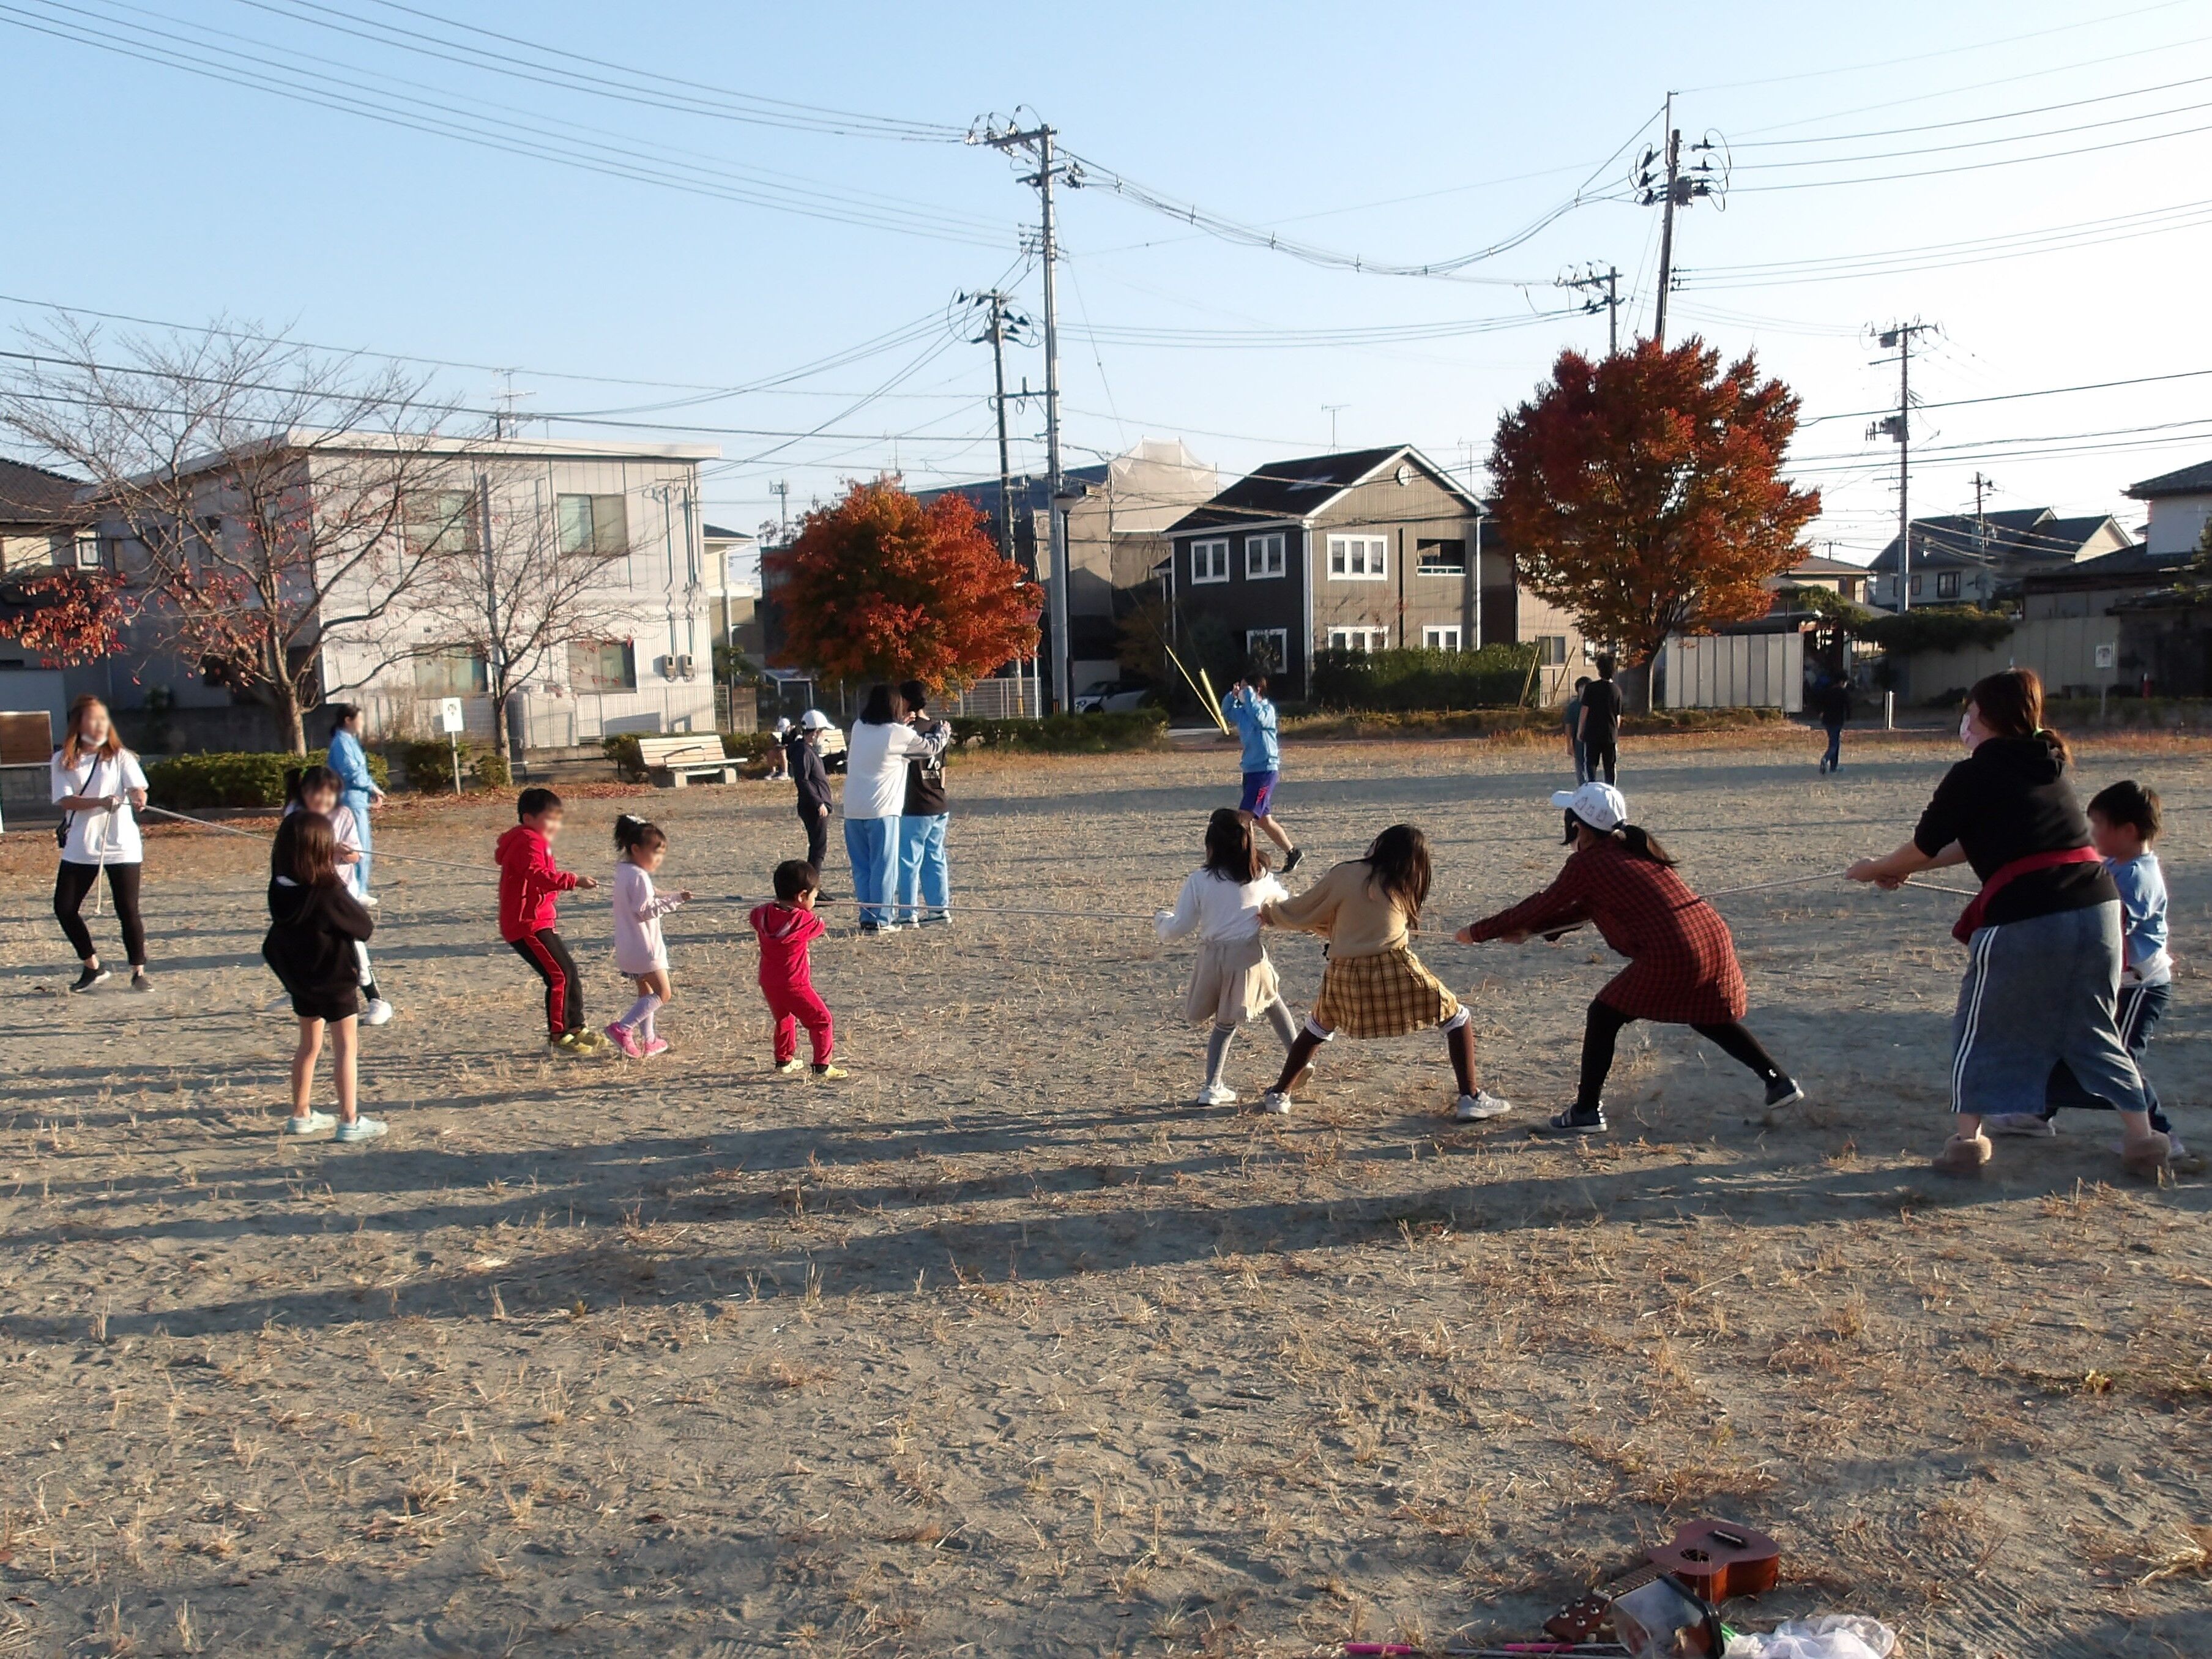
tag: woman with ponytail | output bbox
[1462,782,1801,1135]
[1848,667,2165,1178]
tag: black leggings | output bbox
[800,803,829,873]
[54,860,146,966]
[510,928,583,1038]
[1576,998,1782,1111]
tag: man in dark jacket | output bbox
[896,679,951,925]
[1817,677,1853,774]
[789,710,835,875]
[1577,656,1624,784]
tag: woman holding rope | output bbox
[1847,668,2168,1179]
[49,695,151,993]
[326,703,384,906]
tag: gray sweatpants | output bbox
[1951,902,2145,1118]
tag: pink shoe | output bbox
[642,1037,670,1058]
[603,1022,642,1059]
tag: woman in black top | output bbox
[1848,669,2164,1177]
[264,813,386,1143]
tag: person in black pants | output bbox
[50,695,152,993]
[790,710,835,878]
[1577,655,1624,785]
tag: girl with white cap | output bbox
[1461,781,1800,1135]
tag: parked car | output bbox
[1073,678,1152,714]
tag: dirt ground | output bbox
[0,726,2205,1659]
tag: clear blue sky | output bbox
[7,0,2210,558]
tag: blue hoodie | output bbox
[1223,686,1279,774]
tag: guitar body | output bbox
[1647,1518,1779,1602]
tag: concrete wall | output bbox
[1899,616,2121,703]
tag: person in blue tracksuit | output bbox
[1222,677,1303,874]
[326,704,385,904]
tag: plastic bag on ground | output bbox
[1723,1614,1897,1659]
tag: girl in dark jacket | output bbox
[264,812,386,1143]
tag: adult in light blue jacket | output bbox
[1221,677,1302,874]
[326,704,385,902]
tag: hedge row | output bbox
[1308,644,1543,712]
[949,709,1169,753]
[144,749,392,810]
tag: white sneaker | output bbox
[360,894,379,909]
[362,998,394,1026]
[334,1116,388,1144]
[1987,1113,2057,1138]
[286,1110,336,1136]
[1258,1090,1292,1116]
[1454,1089,1513,1122]
[1196,1081,1237,1107]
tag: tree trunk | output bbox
[1622,654,1657,715]
[278,695,308,755]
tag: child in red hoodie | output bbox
[748,859,844,1078]
[496,788,602,1055]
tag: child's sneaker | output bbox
[1257,1089,1292,1116]
[603,1022,643,1059]
[811,1062,848,1079]
[334,1116,388,1144]
[1764,1076,1805,1109]
[1454,1089,1512,1122]
[572,1029,610,1053]
[772,1058,804,1077]
[1532,1105,1607,1137]
[641,1037,669,1058]
[362,997,394,1027]
[286,1109,337,1136]
[1196,1081,1237,1107]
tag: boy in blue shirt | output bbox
[1223,676,1302,874]
[2004,780,2181,1152]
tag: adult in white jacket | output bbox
[841,684,950,933]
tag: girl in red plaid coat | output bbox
[1461,783,1801,1135]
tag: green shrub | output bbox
[146,749,393,809]
[603,733,644,781]
[1855,606,2014,654]
[949,708,1169,753]
[472,747,512,789]
[391,737,508,791]
[720,731,780,761]
[1309,644,1543,712]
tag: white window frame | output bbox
[1326,534,1387,581]
[1415,540,1465,576]
[1327,626,1388,653]
[1245,628,1287,673]
[1190,537,1230,585]
[1244,532,1286,580]
[1422,625,1462,651]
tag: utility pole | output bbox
[963,288,1042,718]
[977,116,1079,712]
[1636,94,1726,345]
[1868,321,1934,612]
[770,480,789,543]
[1563,266,1622,355]
[1971,470,1992,554]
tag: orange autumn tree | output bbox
[1488,337,1820,709]
[770,479,1040,690]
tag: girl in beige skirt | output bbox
[1156,810,1303,1106]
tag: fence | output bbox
[1896,616,2118,704]
[712,686,759,732]
[1661,631,1804,712]
[942,677,1041,720]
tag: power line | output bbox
[1732,111,2212,192]
[1800,364,2212,428]
[1732,91,2212,170]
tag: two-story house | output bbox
[1865,509,2128,610]
[1160,444,1584,701]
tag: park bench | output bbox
[635,734,737,788]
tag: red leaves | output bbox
[1489,337,1820,669]
[0,567,133,666]
[768,480,1040,688]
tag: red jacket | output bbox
[1467,836,1746,1025]
[496,825,581,941]
[750,901,825,991]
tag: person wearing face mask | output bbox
[1847,668,2165,1180]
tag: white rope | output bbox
[141,805,494,874]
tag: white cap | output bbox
[800,709,833,731]
[1550,781,1628,832]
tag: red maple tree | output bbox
[769,480,1040,689]
[0,567,133,665]
[1488,337,1820,706]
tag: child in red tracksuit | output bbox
[749,859,844,1079]
[496,787,603,1056]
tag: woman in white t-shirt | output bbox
[840,684,949,934]
[50,695,151,993]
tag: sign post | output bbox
[439,697,466,793]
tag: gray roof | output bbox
[1866,509,2118,573]
[2022,541,2193,586]
[1167,445,1471,535]
[2126,459,2212,499]
[0,457,89,526]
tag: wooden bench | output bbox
[635,734,737,788]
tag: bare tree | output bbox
[410,474,646,759]
[0,316,464,751]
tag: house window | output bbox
[1245,628,1287,674]
[1190,538,1229,584]
[1910,573,1924,596]
[406,489,477,556]
[72,534,103,570]
[1422,625,1462,651]
[1245,532,1286,580]
[1327,626,1388,652]
[557,493,630,557]
[1536,635,1568,666]
[1416,539,1465,576]
[1327,534,1387,580]
[412,649,488,698]
[1936,571,1960,598]
[568,638,637,692]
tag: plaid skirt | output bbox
[1310,944,1459,1039]
[1183,937,1282,1026]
